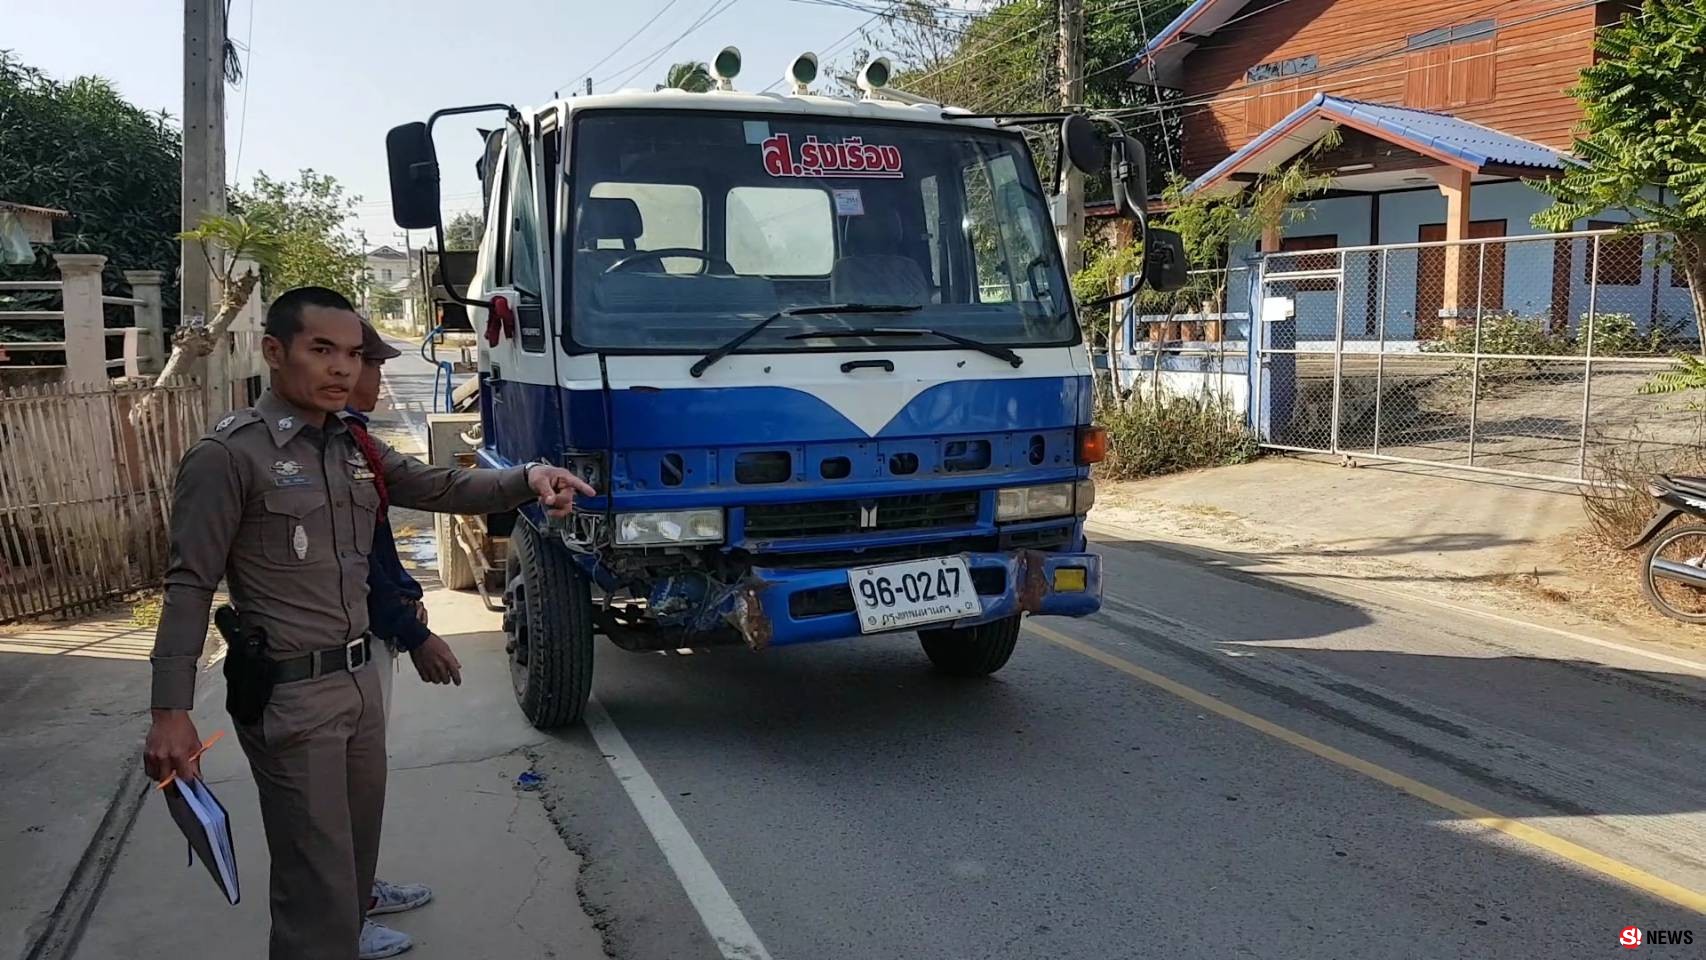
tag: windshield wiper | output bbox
[785,326,1024,368]
[690,303,922,378]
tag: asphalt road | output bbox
[375,335,1706,960]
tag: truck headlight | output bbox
[614,509,725,545]
[1076,478,1095,513]
[996,483,1075,521]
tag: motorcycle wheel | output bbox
[1640,523,1706,624]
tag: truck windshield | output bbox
[566,110,1075,353]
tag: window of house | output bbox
[1246,54,1317,84]
[1407,19,1494,50]
[381,268,394,281]
[1279,234,1339,292]
[1403,20,1496,109]
[1246,78,1312,133]
[1586,221,1644,286]
[726,187,833,276]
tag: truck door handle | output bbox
[840,359,894,373]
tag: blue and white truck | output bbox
[386,51,1185,727]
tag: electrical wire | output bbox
[230,0,257,182]
[560,0,685,94]
[599,0,745,91]
[761,8,885,93]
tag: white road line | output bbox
[584,697,775,960]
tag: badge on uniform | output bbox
[215,414,236,432]
[271,460,311,487]
[347,454,376,483]
[293,524,308,560]
[277,417,294,431]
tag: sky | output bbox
[6,0,876,252]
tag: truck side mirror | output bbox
[1143,228,1189,293]
[1060,115,1107,176]
[386,121,442,230]
[1109,134,1149,222]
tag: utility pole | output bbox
[396,230,416,331]
[1055,0,1085,274]
[182,0,227,393]
[357,229,370,315]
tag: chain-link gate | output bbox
[1252,229,1704,483]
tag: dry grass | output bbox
[129,594,161,628]
[1581,430,1706,549]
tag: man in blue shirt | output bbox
[343,322,462,958]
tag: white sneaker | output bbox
[359,920,413,959]
[369,878,433,915]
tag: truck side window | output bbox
[726,187,832,276]
[504,141,543,300]
[960,162,1010,303]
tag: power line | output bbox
[599,0,744,91]
[230,0,257,182]
[560,0,684,94]
[761,8,885,93]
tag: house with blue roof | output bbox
[1127,0,1691,339]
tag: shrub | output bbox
[1097,393,1258,480]
[1582,427,1706,549]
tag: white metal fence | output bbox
[1251,229,1703,483]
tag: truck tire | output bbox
[505,522,594,728]
[435,513,476,591]
[918,615,1021,676]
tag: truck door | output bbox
[481,122,562,464]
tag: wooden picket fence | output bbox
[0,380,209,622]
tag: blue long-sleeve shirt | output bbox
[344,409,430,652]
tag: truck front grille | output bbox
[743,490,980,540]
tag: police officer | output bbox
[142,286,593,959]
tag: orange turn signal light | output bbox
[1076,425,1108,465]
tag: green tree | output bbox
[1532,0,1706,347]
[444,211,483,251]
[839,0,1188,187]
[368,286,404,318]
[230,170,365,300]
[0,52,182,317]
[659,61,713,92]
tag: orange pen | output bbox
[154,730,225,791]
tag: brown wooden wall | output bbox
[1173,0,1599,178]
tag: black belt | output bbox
[269,636,373,684]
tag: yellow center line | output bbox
[1025,621,1706,915]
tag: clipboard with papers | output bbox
[158,734,240,905]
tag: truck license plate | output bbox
[847,557,981,634]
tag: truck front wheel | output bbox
[917,615,1021,676]
[505,522,595,728]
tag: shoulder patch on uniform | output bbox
[205,408,262,441]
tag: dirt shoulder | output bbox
[1091,454,1704,653]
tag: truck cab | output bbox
[387,58,1181,727]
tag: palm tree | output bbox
[659,61,713,92]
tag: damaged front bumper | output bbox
[731,549,1102,648]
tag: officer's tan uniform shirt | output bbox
[150,390,533,709]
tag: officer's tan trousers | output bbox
[237,662,387,960]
